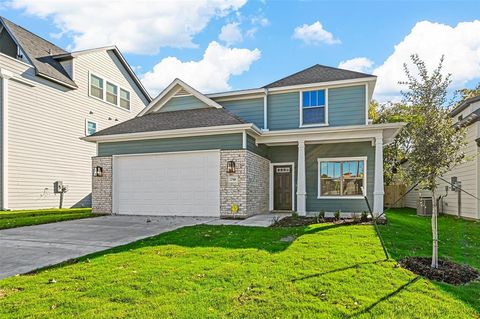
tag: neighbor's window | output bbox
[319,159,365,197]
[90,74,103,99]
[120,88,130,110]
[106,82,118,105]
[302,89,326,125]
[86,121,97,136]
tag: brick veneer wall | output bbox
[246,151,270,215]
[220,150,270,218]
[92,156,112,214]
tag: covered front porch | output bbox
[255,123,403,216]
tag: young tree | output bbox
[400,54,466,268]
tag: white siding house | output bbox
[0,17,151,210]
[404,98,480,220]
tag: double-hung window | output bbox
[120,88,130,110]
[302,89,326,125]
[318,158,366,198]
[106,82,118,105]
[90,74,103,99]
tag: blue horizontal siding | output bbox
[266,142,375,213]
[267,92,299,130]
[328,85,366,126]
[305,142,374,212]
[98,134,243,156]
[220,98,264,129]
[247,134,268,158]
[161,95,209,112]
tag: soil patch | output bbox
[399,256,480,285]
[271,216,382,227]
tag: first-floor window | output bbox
[86,120,97,136]
[318,158,365,197]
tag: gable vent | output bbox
[174,88,191,97]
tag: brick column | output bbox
[92,156,112,214]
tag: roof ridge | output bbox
[0,16,67,55]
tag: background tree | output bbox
[399,54,466,268]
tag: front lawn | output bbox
[0,208,97,230]
[0,223,477,318]
[379,208,480,311]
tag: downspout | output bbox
[263,88,268,131]
[0,68,13,210]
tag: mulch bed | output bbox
[399,257,480,285]
[271,216,378,227]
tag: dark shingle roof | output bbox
[91,108,246,137]
[264,64,375,89]
[1,17,77,88]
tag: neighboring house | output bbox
[404,95,480,220]
[0,17,151,210]
[85,65,403,218]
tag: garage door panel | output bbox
[114,151,220,216]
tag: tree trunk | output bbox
[431,186,439,268]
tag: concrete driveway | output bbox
[0,213,287,279]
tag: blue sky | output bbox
[2,0,480,101]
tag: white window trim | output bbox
[105,80,119,106]
[88,71,131,112]
[269,162,295,211]
[317,156,367,199]
[299,88,329,128]
[85,119,97,136]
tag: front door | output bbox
[274,165,293,211]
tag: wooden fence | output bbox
[384,184,407,208]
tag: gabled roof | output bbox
[263,64,376,89]
[52,46,152,102]
[137,78,222,116]
[450,95,480,117]
[0,17,151,101]
[0,16,77,88]
[89,107,245,137]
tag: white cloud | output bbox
[338,57,374,73]
[219,22,243,46]
[373,20,480,101]
[293,21,340,45]
[8,0,247,54]
[141,41,261,95]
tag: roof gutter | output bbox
[82,123,261,143]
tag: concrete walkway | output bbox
[0,213,287,279]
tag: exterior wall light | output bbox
[93,166,103,177]
[227,161,236,174]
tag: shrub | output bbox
[319,210,325,220]
[292,211,299,218]
[334,210,341,220]
[361,211,369,222]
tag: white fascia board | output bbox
[206,88,265,99]
[257,122,405,145]
[266,77,377,93]
[138,78,223,116]
[82,123,259,143]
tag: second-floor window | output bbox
[90,75,103,99]
[106,82,118,105]
[120,88,130,110]
[302,89,326,125]
[89,72,131,111]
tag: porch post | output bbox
[297,139,306,216]
[373,136,384,217]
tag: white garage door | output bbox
[113,150,220,216]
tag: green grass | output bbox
[379,208,480,312]
[0,208,97,229]
[0,222,478,318]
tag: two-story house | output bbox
[0,17,151,210]
[85,65,403,218]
